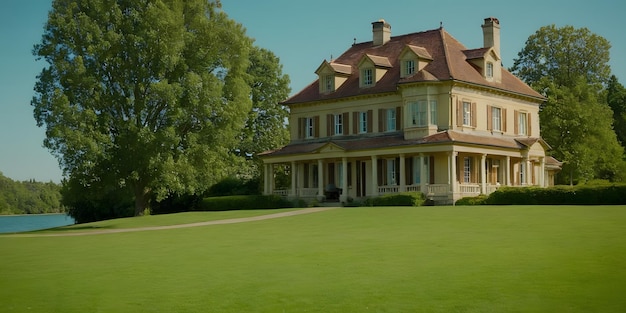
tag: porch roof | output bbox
[260,130,536,158]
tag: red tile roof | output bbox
[284,27,543,105]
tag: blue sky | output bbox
[1,0,625,182]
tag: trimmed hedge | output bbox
[198,195,292,211]
[455,194,489,206]
[365,192,425,207]
[486,184,626,205]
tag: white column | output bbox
[317,159,324,200]
[525,158,532,186]
[480,154,487,194]
[505,156,511,186]
[340,157,348,202]
[263,163,269,195]
[290,161,297,197]
[269,164,275,194]
[371,155,379,196]
[539,157,546,187]
[450,151,458,194]
[420,153,428,194]
[399,154,406,192]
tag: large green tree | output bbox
[32,0,253,215]
[510,24,612,90]
[607,75,626,146]
[510,25,624,183]
[231,46,290,179]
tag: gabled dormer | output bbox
[357,54,391,88]
[399,45,433,78]
[464,47,502,83]
[315,60,351,94]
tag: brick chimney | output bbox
[372,19,391,46]
[482,17,500,57]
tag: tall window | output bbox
[492,107,502,131]
[430,100,438,125]
[306,117,314,138]
[337,162,343,186]
[362,68,373,86]
[359,112,367,133]
[463,101,472,126]
[486,62,493,78]
[386,108,396,131]
[324,75,333,92]
[463,157,472,183]
[520,162,526,185]
[412,156,430,184]
[519,112,527,135]
[334,114,343,135]
[405,60,415,76]
[387,159,396,185]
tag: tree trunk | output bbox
[133,185,151,216]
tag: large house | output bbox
[260,17,561,204]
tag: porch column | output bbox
[371,155,379,196]
[290,161,297,197]
[420,153,428,194]
[263,163,269,195]
[317,159,324,200]
[450,151,458,194]
[340,157,348,202]
[539,157,546,187]
[505,156,511,186]
[525,158,532,185]
[399,154,406,192]
[269,163,275,194]
[480,154,487,194]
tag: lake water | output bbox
[0,213,75,234]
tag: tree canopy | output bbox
[33,0,254,215]
[0,172,63,215]
[511,24,625,184]
[510,24,612,90]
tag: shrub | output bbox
[207,177,261,197]
[365,192,425,207]
[198,195,292,211]
[485,184,626,205]
[455,194,488,205]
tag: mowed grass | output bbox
[1,206,625,312]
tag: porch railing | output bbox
[378,185,399,194]
[427,184,449,195]
[272,189,288,196]
[459,184,480,194]
[298,188,318,197]
[405,184,421,192]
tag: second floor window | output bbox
[410,100,438,127]
[359,112,367,133]
[386,108,396,131]
[518,112,527,135]
[492,107,502,131]
[362,68,373,86]
[334,114,343,135]
[462,101,472,126]
[306,117,314,138]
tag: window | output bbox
[334,114,343,135]
[429,100,438,125]
[462,101,472,126]
[411,101,427,126]
[386,108,396,131]
[492,107,502,131]
[337,162,343,186]
[359,112,367,133]
[520,162,526,185]
[324,75,333,92]
[486,62,493,78]
[412,156,430,184]
[387,159,396,185]
[405,60,415,76]
[463,157,472,183]
[518,112,527,135]
[362,68,373,86]
[305,117,314,138]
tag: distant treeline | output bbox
[0,172,64,214]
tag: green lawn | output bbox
[1,206,625,312]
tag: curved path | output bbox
[5,207,339,238]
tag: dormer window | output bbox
[362,68,373,87]
[324,75,334,92]
[486,62,494,78]
[405,60,415,76]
